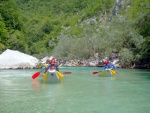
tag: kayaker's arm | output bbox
[44,64,50,73]
[55,64,59,71]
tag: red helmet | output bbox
[50,59,56,64]
[104,60,109,65]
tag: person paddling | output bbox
[108,62,116,70]
[93,60,118,75]
[102,60,117,75]
[44,58,59,73]
[103,60,110,70]
[103,60,116,70]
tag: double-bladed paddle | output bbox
[62,72,72,74]
[32,65,72,80]
[92,70,105,76]
[92,71,101,74]
[32,68,45,79]
[92,70,119,76]
[32,63,61,79]
[32,70,72,79]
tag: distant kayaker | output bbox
[103,60,116,70]
[103,60,109,70]
[108,62,116,70]
[44,58,59,73]
[101,59,119,76]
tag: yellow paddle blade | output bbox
[111,70,116,75]
[58,64,63,67]
[101,70,105,76]
[56,71,64,80]
[43,63,48,67]
[43,72,48,82]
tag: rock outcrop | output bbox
[0,49,39,69]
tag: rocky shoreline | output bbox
[0,49,149,69]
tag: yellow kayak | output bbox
[43,69,64,83]
[101,69,116,76]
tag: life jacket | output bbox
[50,65,56,70]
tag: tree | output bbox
[0,0,23,30]
[119,48,134,68]
[0,21,8,44]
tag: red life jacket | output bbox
[50,65,56,70]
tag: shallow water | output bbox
[0,67,150,113]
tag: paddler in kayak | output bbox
[103,60,116,70]
[44,58,59,73]
[102,59,117,75]
[108,62,116,70]
[103,60,109,70]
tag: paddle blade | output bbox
[43,72,48,82]
[111,70,116,75]
[101,70,105,76]
[93,72,99,74]
[62,72,71,74]
[32,72,41,79]
[56,71,64,80]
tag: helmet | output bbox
[50,59,56,64]
[104,60,109,65]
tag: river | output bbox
[0,67,150,113]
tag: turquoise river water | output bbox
[0,67,150,113]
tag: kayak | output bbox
[43,69,64,83]
[101,69,116,76]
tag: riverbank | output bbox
[0,49,149,69]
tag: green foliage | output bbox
[0,21,8,44]
[41,20,53,34]
[7,30,28,53]
[0,0,149,68]
[29,40,47,55]
[13,0,116,55]
[0,43,5,54]
[127,0,150,19]
[0,0,23,30]
[119,48,134,67]
[52,34,75,60]
[0,0,26,53]
[140,36,150,60]
[0,20,8,53]
[134,12,150,38]
[134,13,150,62]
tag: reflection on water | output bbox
[0,68,150,113]
[32,79,40,92]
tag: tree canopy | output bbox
[0,0,149,68]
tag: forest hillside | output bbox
[0,0,149,68]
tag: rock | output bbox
[40,56,54,64]
[112,59,121,68]
[0,49,39,69]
